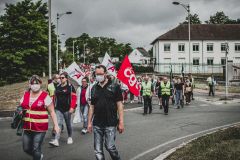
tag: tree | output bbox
[64,33,133,64]
[0,0,57,84]
[205,11,240,24]
[205,11,229,24]
[183,13,202,24]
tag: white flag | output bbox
[65,62,85,85]
[101,52,117,77]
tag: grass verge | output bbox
[165,125,240,160]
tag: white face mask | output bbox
[31,84,41,92]
[96,75,105,83]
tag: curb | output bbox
[153,122,240,160]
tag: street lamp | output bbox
[48,0,52,79]
[225,42,229,99]
[83,43,87,64]
[173,1,191,73]
[56,11,72,71]
[73,40,77,62]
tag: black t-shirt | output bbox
[91,79,123,127]
[55,83,75,112]
[174,83,184,90]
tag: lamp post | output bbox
[56,11,72,71]
[225,42,229,99]
[48,0,52,79]
[173,1,191,73]
[83,43,87,64]
[73,40,77,62]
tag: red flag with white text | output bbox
[117,55,140,96]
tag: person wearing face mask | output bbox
[49,72,76,147]
[158,77,173,115]
[19,75,60,160]
[87,65,124,160]
[142,75,154,115]
[76,77,90,134]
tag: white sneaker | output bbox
[67,137,73,144]
[81,128,88,134]
[49,139,59,147]
[40,154,43,160]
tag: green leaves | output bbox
[0,0,57,84]
[64,33,133,64]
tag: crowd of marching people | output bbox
[119,73,195,115]
[14,61,199,160]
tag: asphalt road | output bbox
[0,97,240,160]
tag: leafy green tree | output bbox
[0,0,57,84]
[64,33,133,64]
[183,13,202,24]
[205,11,228,24]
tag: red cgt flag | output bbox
[117,55,141,96]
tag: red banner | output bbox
[117,55,140,96]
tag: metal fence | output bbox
[153,63,233,75]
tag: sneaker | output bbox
[40,154,43,160]
[81,128,88,134]
[49,139,59,147]
[67,137,73,144]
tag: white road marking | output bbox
[130,121,240,160]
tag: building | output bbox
[128,47,151,65]
[151,24,240,74]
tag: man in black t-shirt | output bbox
[88,65,124,160]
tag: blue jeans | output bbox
[80,104,88,128]
[93,126,121,160]
[23,130,46,160]
[55,110,72,139]
[175,90,183,106]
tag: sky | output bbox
[1,0,240,50]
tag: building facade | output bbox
[128,47,151,65]
[151,24,240,74]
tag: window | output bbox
[164,44,171,52]
[193,58,199,65]
[207,58,214,65]
[178,58,185,63]
[178,44,185,52]
[193,44,199,52]
[164,58,171,64]
[207,43,213,52]
[221,43,226,52]
[235,43,240,52]
[221,58,226,65]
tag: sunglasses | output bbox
[60,77,66,79]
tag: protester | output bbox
[47,74,60,98]
[121,82,129,104]
[184,79,192,104]
[76,77,90,134]
[137,77,143,104]
[20,75,60,160]
[87,65,124,160]
[49,72,77,147]
[157,77,163,109]
[207,74,216,96]
[174,78,184,109]
[188,73,195,100]
[158,77,173,115]
[142,75,154,115]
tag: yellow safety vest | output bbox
[142,81,152,96]
[47,83,55,97]
[161,81,171,96]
